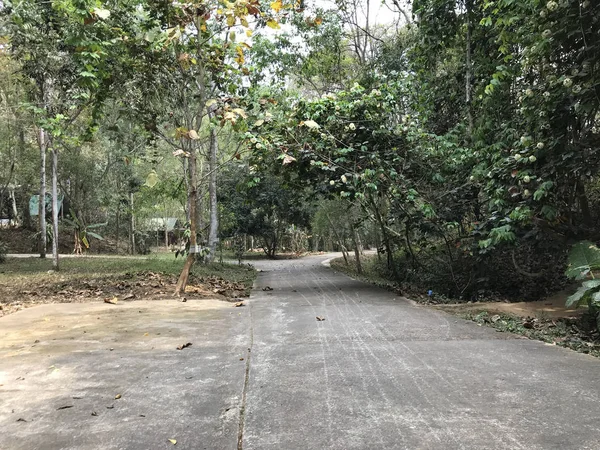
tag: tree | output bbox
[6,0,129,268]
[119,0,284,292]
[220,162,314,258]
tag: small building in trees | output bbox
[145,218,182,248]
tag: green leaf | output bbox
[145,171,159,188]
[565,241,600,280]
[590,291,600,306]
[566,280,600,308]
[86,231,104,240]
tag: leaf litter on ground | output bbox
[0,260,255,317]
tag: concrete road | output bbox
[2,254,600,449]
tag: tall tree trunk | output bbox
[9,188,18,225]
[465,0,474,136]
[115,203,120,253]
[184,158,191,223]
[351,223,363,274]
[325,212,349,264]
[165,216,169,248]
[39,128,47,258]
[51,148,59,270]
[129,192,135,254]
[577,179,592,226]
[175,148,198,295]
[369,195,398,278]
[197,158,205,244]
[206,126,219,263]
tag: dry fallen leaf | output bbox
[316,316,326,322]
[104,297,118,305]
[177,343,192,350]
[262,286,273,291]
[168,439,177,445]
[57,405,74,410]
[114,394,122,400]
[234,302,244,307]
[91,412,98,416]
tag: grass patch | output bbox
[0,255,257,317]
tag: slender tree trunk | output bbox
[39,128,47,258]
[369,195,398,278]
[351,223,363,274]
[184,158,191,223]
[164,213,169,248]
[115,204,120,253]
[465,0,474,136]
[51,148,59,270]
[9,188,18,225]
[206,126,219,263]
[129,192,135,254]
[577,179,592,226]
[197,158,204,243]
[325,212,349,264]
[175,148,198,295]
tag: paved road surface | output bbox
[2,254,600,449]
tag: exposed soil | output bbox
[433,289,600,357]
[432,287,584,319]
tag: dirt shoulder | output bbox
[433,287,583,320]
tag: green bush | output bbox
[565,241,600,331]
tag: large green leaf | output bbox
[565,241,600,280]
[566,279,600,308]
[86,222,108,230]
